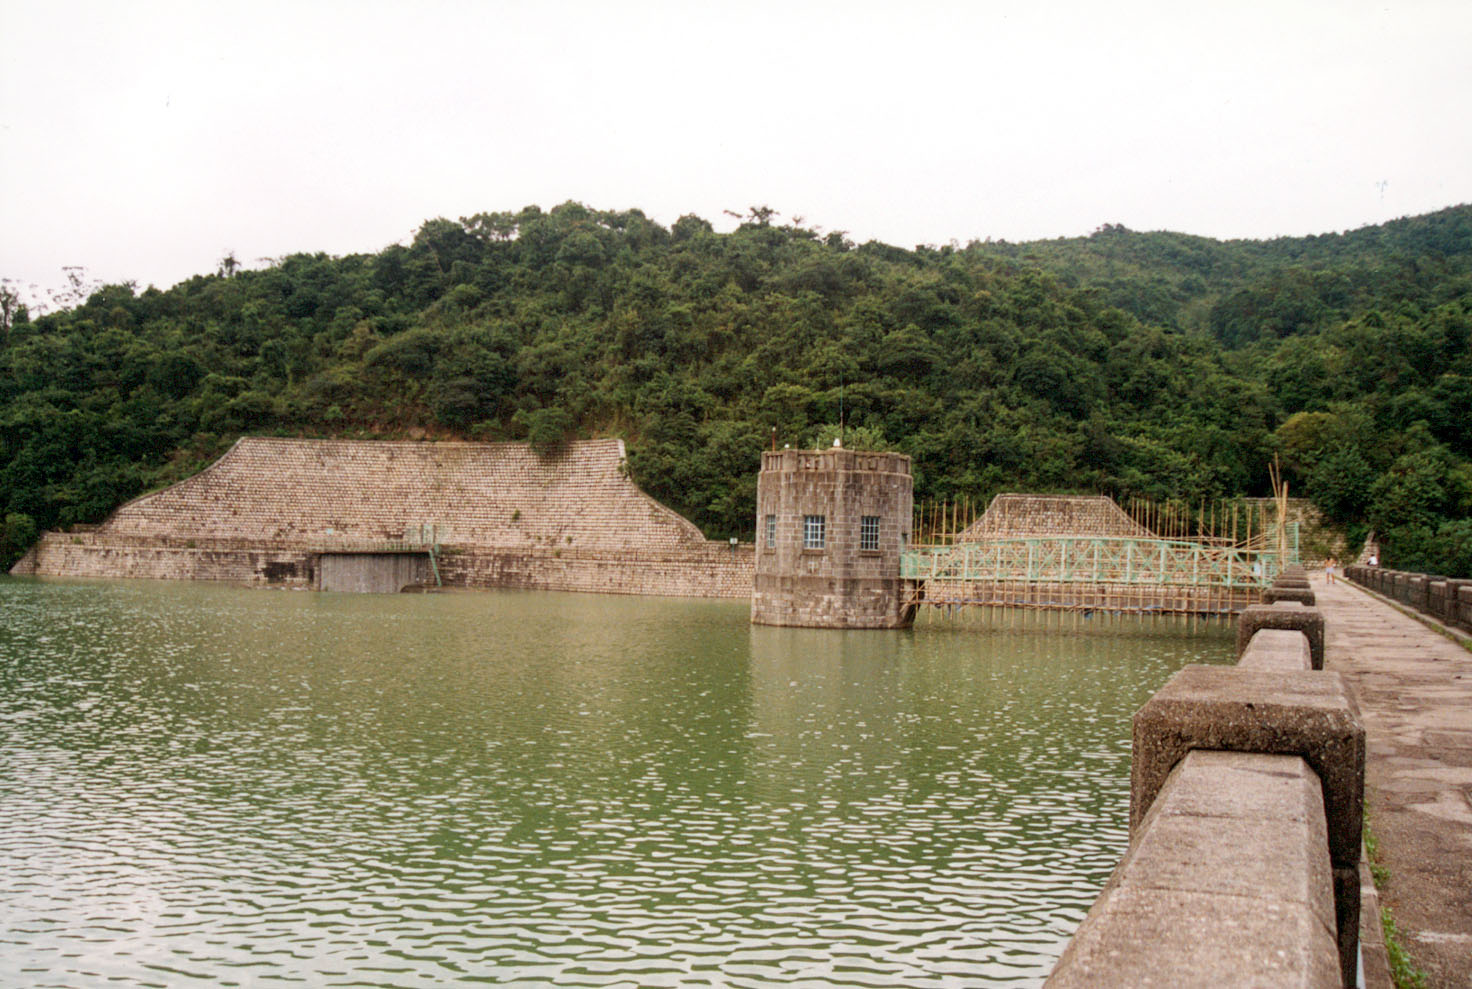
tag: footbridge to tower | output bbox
[904,533,1289,616]
[906,494,1295,617]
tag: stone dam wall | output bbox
[10,437,755,598]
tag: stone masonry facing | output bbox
[11,437,754,598]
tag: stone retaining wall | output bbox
[443,544,754,598]
[11,532,319,586]
[12,531,756,599]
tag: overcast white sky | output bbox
[2,0,1470,306]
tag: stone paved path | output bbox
[1315,575,1472,988]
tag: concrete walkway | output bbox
[1315,574,1472,988]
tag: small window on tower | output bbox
[861,515,881,551]
[765,514,777,548]
[803,515,826,550]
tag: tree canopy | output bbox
[3,202,1470,575]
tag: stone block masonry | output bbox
[750,448,914,628]
[958,494,1153,541]
[87,436,709,550]
[13,533,320,587]
[11,437,755,598]
[1345,565,1472,636]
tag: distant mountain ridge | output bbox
[968,205,1472,344]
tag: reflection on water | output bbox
[0,579,1231,987]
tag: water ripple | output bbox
[1,579,1232,987]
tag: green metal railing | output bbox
[902,529,1298,591]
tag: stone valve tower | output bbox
[750,446,915,629]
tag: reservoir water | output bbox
[0,578,1233,987]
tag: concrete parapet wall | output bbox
[1345,567,1472,634]
[1428,580,1449,621]
[1393,573,1412,605]
[1237,628,1314,671]
[1237,603,1325,669]
[1049,620,1365,987]
[1264,585,1317,606]
[1407,575,1430,611]
[1046,750,1341,988]
[1130,665,1364,871]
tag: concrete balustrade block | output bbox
[1263,586,1317,606]
[1393,573,1411,604]
[1237,629,1313,671]
[1433,579,1471,629]
[1131,665,1364,869]
[1429,581,1450,621]
[1408,575,1430,611]
[1125,753,1335,933]
[1048,750,1342,988]
[1236,604,1325,669]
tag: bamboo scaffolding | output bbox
[907,484,1305,621]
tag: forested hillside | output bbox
[3,203,1470,575]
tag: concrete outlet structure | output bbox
[750,448,915,629]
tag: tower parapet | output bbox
[751,448,914,628]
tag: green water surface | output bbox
[0,578,1232,987]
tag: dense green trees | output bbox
[2,203,1469,575]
